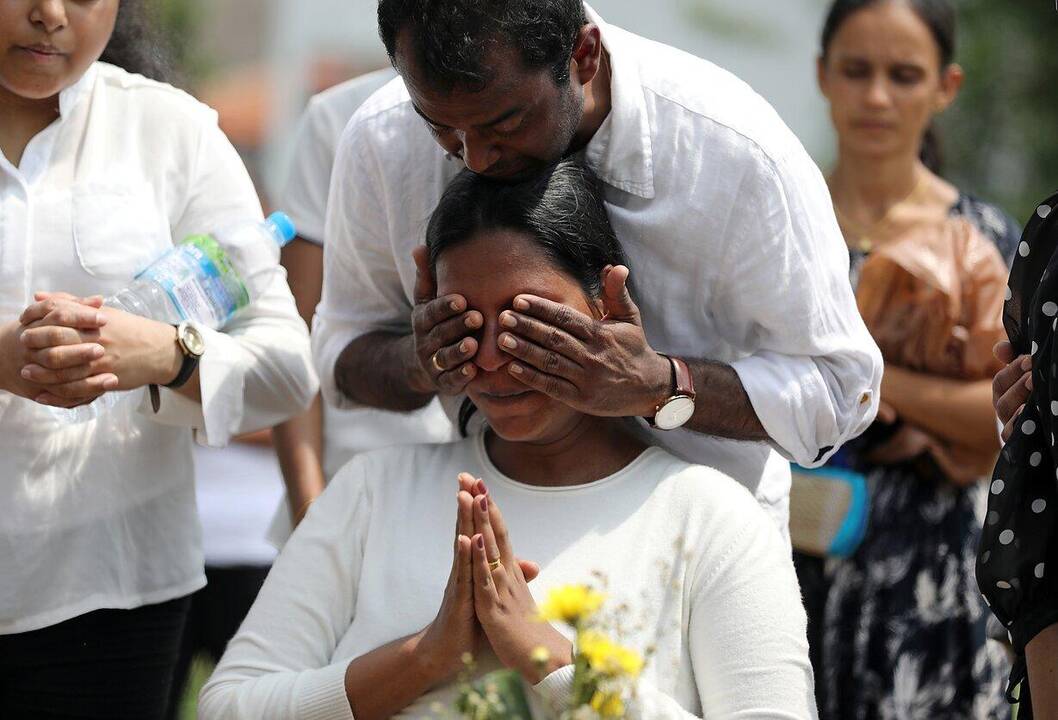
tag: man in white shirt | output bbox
[315,0,883,533]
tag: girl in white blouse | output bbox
[200,160,817,719]
[0,2,316,717]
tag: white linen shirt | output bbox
[281,68,456,480]
[0,62,318,634]
[314,10,882,528]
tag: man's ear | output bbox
[571,24,603,87]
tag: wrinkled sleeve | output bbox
[198,461,372,719]
[143,112,318,445]
[313,118,412,410]
[721,145,882,467]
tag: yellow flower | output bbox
[577,630,644,678]
[538,585,606,625]
[590,690,626,718]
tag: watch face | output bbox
[179,324,206,357]
[655,396,695,431]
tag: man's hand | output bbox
[409,246,483,396]
[993,340,1032,442]
[497,265,670,417]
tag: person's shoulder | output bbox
[608,24,802,166]
[334,73,437,168]
[93,62,216,125]
[642,448,764,521]
[304,68,400,137]
[952,192,1024,263]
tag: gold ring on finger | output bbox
[488,557,502,571]
[431,352,444,373]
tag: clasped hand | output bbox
[417,473,572,686]
[410,246,670,418]
[0,292,180,408]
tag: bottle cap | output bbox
[266,211,297,247]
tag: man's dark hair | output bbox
[820,0,955,174]
[425,157,626,434]
[378,0,588,90]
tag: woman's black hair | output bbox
[820,0,955,174]
[424,158,627,436]
[98,1,173,83]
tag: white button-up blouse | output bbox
[0,62,318,634]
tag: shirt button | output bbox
[859,391,872,406]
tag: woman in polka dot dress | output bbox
[805,1,1021,717]
[978,195,1058,719]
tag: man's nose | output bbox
[458,130,499,174]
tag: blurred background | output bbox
[156,0,1058,227]
[155,0,1058,716]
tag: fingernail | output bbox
[20,368,31,380]
[92,344,104,358]
[95,313,106,325]
[500,313,516,328]
[465,313,481,329]
[450,299,463,312]
[476,480,486,495]
[461,365,472,377]
[459,340,470,353]
[479,496,488,512]
[509,363,523,375]
[476,536,484,549]
[1023,356,1033,371]
[513,297,529,311]
[501,334,517,349]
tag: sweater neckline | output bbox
[472,431,660,494]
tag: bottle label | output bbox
[136,234,250,329]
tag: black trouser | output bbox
[166,565,271,720]
[0,595,192,720]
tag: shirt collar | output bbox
[583,5,655,199]
[57,62,97,119]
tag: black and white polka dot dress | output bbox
[977,192,1058,718]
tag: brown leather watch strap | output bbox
[670,356,696,399]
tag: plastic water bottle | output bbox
[51,212,297,423]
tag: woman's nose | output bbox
[30,0,68,33]
[474,320,510,373]
[864,76,892,108]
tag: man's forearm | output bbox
[335,331,435,411]
[683,359,769,442]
